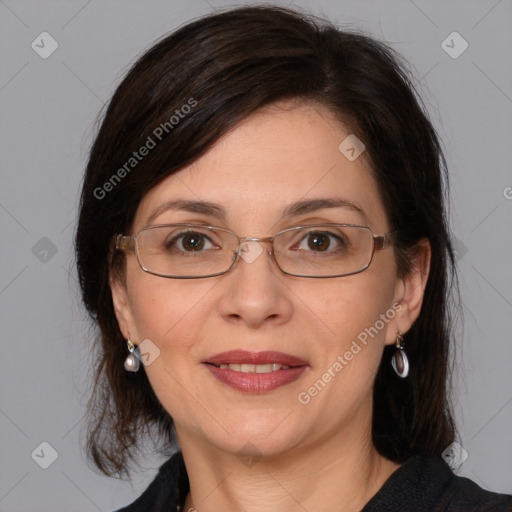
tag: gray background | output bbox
[1,0,511,510]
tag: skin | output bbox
[111,100,431,512]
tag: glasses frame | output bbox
[115,223,396,279]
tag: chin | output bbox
[201,412,306,458]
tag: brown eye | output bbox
[166,231,213,252]
[181,233,205,251]
[297,231,347,252]
[307,233,331,251]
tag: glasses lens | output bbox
[274,225,374,277]
[136,225,237,277]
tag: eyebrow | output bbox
[146,199,227,225]
[146,197,368,225]
[282,197,367,221]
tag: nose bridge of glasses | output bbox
[235,236,274,255]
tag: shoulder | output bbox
[113,451,188,512]
[363,455,512,512]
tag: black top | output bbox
[115,451,512,511]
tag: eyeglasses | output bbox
[115,223,395,279]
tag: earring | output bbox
[124,339,140,373]
[391,331,409,378]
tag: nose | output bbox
[217,240,293,329]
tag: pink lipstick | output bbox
[203,350,309,393]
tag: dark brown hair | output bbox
[75,4,459,479]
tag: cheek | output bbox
[128,277,213,404]
[127,269,213,352]
[306,268,398,391]
[318,273,395,342]
[297,276,396,412]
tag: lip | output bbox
[203,350,309,393]
[205,350,308,367]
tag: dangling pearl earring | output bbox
[124,339,140,373]
[391,331,409,378]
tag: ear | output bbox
[385,238,431,345]
[110,272,138,343]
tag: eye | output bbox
[295,230,347,252]
[166,231,216,252]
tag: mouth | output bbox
[214,362,292,373]
[203,350,309,393]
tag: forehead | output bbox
[133,101,388,233]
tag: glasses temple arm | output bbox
[374,232,396,251]
[115,234,136,252]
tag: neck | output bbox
[177,417,400,511]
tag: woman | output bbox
[75,5,512,511]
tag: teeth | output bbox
[217,363,291,373]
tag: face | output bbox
[111,100,422,460]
